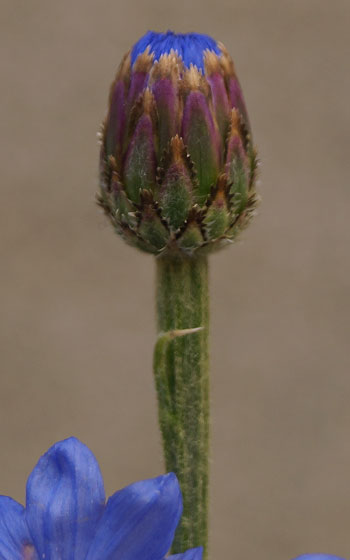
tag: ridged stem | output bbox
[154,254,209,557]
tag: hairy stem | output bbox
[154,254,209,556]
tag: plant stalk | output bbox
[154,254,209,556]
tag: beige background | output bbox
[1,1,350,558]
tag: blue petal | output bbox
[131,31,221,71]
[25,437,105,559]
[168,546,203,560]
[86,472,182,560]
[0,496,37,560]
[292,556,346,560]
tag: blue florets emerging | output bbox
[131,31,221,71]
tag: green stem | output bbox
[154,254,209,556]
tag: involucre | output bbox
[98,31,258,255]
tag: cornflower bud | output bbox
[98,31,257,255]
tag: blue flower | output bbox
[131,30,221,72]
[0,437,203,560]
[294,554,344,560]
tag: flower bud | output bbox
[98,31,258,255]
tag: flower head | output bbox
[98,30,258,255]
[0,437,203,560]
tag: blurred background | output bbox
[1,1,349,558]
